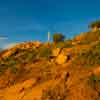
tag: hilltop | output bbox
[0,21,100,100]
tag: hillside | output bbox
[0,30,100,100]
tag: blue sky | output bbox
[0,0,100,49]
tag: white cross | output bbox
[48,32,50,42]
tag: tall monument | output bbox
[48,32,50,43]
[47,32,50,47]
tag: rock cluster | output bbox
[51,48,71,64]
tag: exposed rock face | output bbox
[0,35,99,100]
[51,48,72,64]
[15,41,42,49]
[2,50,13,58]
[52,48,61,57]
[93,67,100,76]
[51,48,73,64]
[55,53,68,64]
[33,41,42,48]
[91,27,100,32]
[1,41,42,58]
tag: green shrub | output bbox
[89,74,100,88]
[55,42,66,48]
[41,83,67,100]
[0,48,38,75]
[20,48,38,63]
[74,42,100,67]
[38,47,52,58]
[89,20,100,29]
[78,31,100,44]
[10,66,18,74]
[0,64,7,75]
[77,40,91,45]
[55,41,73,48]
[53,33,65,43]
[90,75,100,83]
[10,48,38,63]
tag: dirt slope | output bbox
[0,31,100,100]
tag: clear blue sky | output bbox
[0,0,100,49]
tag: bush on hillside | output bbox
[89,74,100,94]
[74,41,100,67]
[38,47,52,58]
[55,41,73,48]
[38,63,56,83]
[0,56,19,75]
[77,39,91,45]
[73,26,100,45]
[0,48,38,75]
[19,49,38,63]
[64,39,73,47]
[83,31,100,43]
[53,33,65,43]
[41,82,67,100]
[89,20,100,29]
[89,74,100,84]
[54,39,73,48]
[0,64,7,75]
[73,31,100,45]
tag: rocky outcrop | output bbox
[55,53,68,64]
[52,48,61,57]
[1,41,42,58]
[93,67,100,76]
[15,41,42,49]
[52,48,72,64]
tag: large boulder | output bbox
[52,48,61,57]
[2,50,13,58]
[33,41,42,48]
[55,53,67,64]
[93,67,100,76]
[14,41,42,49]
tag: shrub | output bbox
[74,41,100,67]
[55,42,73,48]
[38,47,52,58]
[90,75,100,83]
[0,48,38,75]
[89,74,100,89]
[0,64,7,75]
[53,33,65,43]
[20,48,38,63]
[73,30,100,45]
[77,40,91,45]
[41,83,67,100]
[10,66,18,74]
[82,31,100,43]
[89,20,100,29]
[10,48,38,63]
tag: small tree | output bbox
[89,20,100,29]
[53,33,65,43]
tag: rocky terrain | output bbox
[0,28,100,100]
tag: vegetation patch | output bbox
[78,31,100,44]
[38,46,52,58]
[55,41,73,48]
[41,82,67,100]
[89,74,100,91]
[74,41,100,67]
